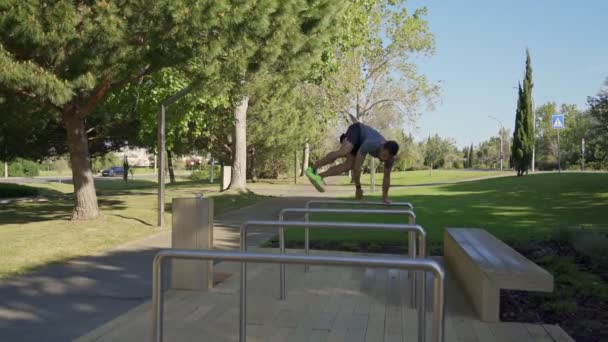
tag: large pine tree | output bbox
[0,0,346,218]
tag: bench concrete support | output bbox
[444,228,553,322]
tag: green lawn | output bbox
[285,173,608,246]
[0,180,265,279]
[335,169,510,186]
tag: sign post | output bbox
[582,138,585,171]
[552,114,565,173]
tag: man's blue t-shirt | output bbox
[358,124,386,158]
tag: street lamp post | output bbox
[157,81,201,227]
[488,116,505,171]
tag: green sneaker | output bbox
[305,167,325,193]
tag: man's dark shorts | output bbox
[339,123,362,156]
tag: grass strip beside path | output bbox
[0,181,264,279]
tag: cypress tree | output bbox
[463,146,469,168]
[512,83,527,176]
[522,49,534,173]
[469,144,474,168]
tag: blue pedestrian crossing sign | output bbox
[552,114,565,129]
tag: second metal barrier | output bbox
[241,219,427,338]
[278,208,419,307]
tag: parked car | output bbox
[101,166,125,177]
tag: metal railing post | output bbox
[418,227,427,342]
[151,249,445,342]
[409,214,418,309]
[277,214,286,300]
[433,267,445,342]
[304,202,311,273]
[152,253,164,342]
[240,222,248,340]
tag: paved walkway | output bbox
[0,197,315,342]
[75,250,574,342]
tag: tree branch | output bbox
[11,88,63,112]
[111,64,156,89]
[223,143,232,154]
[366,56,391,80]
[79,73,113,118]
[362,98,401,116]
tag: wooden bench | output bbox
[444,228,554,322]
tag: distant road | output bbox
[0,173,187,184]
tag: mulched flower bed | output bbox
[501,240,607,342]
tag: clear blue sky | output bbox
[406,0,608,148]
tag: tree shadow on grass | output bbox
[0,183,67,199]
[0,198,127,225]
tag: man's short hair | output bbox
[383,140,399,156]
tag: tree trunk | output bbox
[294,150,298,184]
[3,161,7,178]
[63,112,99,220]
[300,143,310,176]
[229,96,249,190]
[249,146,258,183]
[167,150,176,184]
[429,163,433,176]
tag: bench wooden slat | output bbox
[456,229,544,273]
[459,230,527,270]
[447,228,553,292]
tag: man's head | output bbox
[378,140,399,161]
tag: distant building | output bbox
[113,147,152,167]
[112,147,209,169]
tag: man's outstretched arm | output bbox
[382,159,394,203]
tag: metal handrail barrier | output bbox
[241,218,426,339]
[304,200,415,272]
[152,249,445,342]
[278,208,420,308]
[305,199,414,210]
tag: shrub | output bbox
[0,183,39,198]
[551,225,608,283]
[8,158,40,177]
[91,153,121,173]
[405,165,428,171]
[190,171,212,182]
[41,156,70,174]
